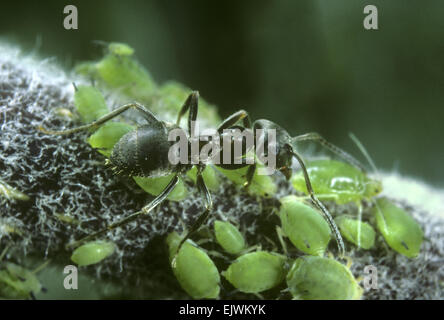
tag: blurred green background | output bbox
[1,0,443,187]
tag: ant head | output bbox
[253,119,294,180]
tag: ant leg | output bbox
[217,110,254,186]
[38,102,159,135]
[172,166,213,266]
[216,110,251,133]
[175,91,199,137]
[65,175,180,249]
[290,149,345,257]
[293,132,366,172]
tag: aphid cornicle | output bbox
[39,89,355,258]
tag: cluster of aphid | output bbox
[0,42,424,299]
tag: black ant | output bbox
[39,91,364,258]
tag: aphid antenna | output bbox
[91,39,109,48]
[349,133,385,249]
[349,133,380,177]
[291,133,367,172]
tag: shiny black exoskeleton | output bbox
[40,91,367,257]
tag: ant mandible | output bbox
[40,91,365,259]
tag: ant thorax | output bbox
[167,121,277,175]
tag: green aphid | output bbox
[291,159,382,205]
[95,47,157,102]
[133,175,187,202]
[74,62,98,78]
[53,213,81,225]
[167,232,220,299]
[53,108,75,119]
[87,122,134,157]
[0,221,23,236]
[71,241,115,267]
[215,163,277,197]
[214,221,246,255]
[187,165,219,192]
[335,216,375,250]
[222,251,287,294]
[0,179,30,201]
[0,256,50,300]
[278,195,331,256]
[286,256,362,300]
[0,262,44,299]
[73,85,109,124]
[372,197,423,258]
[108,42,135,57]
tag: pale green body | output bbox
[108,43,135,56]
[0,263,42,299]
[335,216,376,250]
[0,179,30,201]
[167,232,220,299]
[216,163,277,197]
[88,121,134,157]
[71,241,115,267]
[373,198,423,258]
[133,175,187,201]
[222,251,287,293]
[286,256,362,300]
[74,86,109,124]
[214,221,246,255]
[279,195,331,256]
[291,159,382,204]
[186,166,220,192]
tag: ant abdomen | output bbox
[110,124,174,177]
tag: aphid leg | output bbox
[290,149,346,257]
[356,202,363,248]
[38,102,159,135]
[176,91,199,134]
[206,250,230,261]
[65,175,180,249]
[172,167,213,267]
[252,292,265,300]
[276,226,289,255]
[0,242,12,262]
[293,194,339,202]
[345,256,353,269]
[32,259,51,275]
[293,132,366,172]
